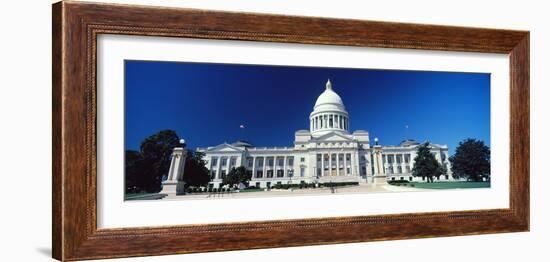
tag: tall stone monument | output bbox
[371,138,388,185]
[160,141,188,196]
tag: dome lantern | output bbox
[326,79,332,90]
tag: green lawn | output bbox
[394,181,490,190]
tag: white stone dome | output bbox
[313,79,346,112]
[309,80,350,137]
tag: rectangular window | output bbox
[221,158,227,166]
[301,157,305,162]
[406,166,411,173]
[277,170,284,177]
[211,158,218,166]
[255,182,261,188]
[247,158,253,167]
[317,168,321,176]
[300,167,305,177]
[409,177,413,181]
[256,170,263,178]
[268,158,274,166]
[346,167,350,175]
[267,170,274,178]
[404,154,410,163]
[266,182,271,189]
[210,170,216,179]
[258,158,264,167]
[230,157,236,166]
[221,170,226,179]
[361,166,366,175]
[278,158,284,166]
[397,166,402,173]
[288,157,294,166]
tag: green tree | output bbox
[222,166,252,188]
[125,130,181,193]
[449,138,490,182]
[412,142,445,183]
[182,150,211,187]
[125,150,143,193]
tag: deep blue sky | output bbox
[125,60,490,155]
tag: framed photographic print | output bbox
[52,1,529,261]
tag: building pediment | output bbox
[204,143,244,153]
[313,132,354,142]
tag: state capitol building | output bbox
[192,80,454,189]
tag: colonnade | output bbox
[310,113,349,132]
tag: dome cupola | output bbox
[313,79,345,111]
[309,79,350,137]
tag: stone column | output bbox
[371,146,387,184]
[226,157,231,175]
[252,156,256,179]
[274,156,278,177]
[283,156,287,178]
[166,154,177,180]
[321,153,325,177]
[161,147,188,196]
[336,154,340,176]
[262,157,267,178]
[353,152,360,177]
[393,154,398,176]
[315,116,319,130]
[328,152,332,176]
[215,156,222,179]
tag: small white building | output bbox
[186,80,453,188]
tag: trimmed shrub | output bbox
[388,180,409,185]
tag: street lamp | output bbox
[179,138,186,148]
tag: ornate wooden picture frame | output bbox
[52,1,529,261]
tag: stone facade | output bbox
[182,80,453,188]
